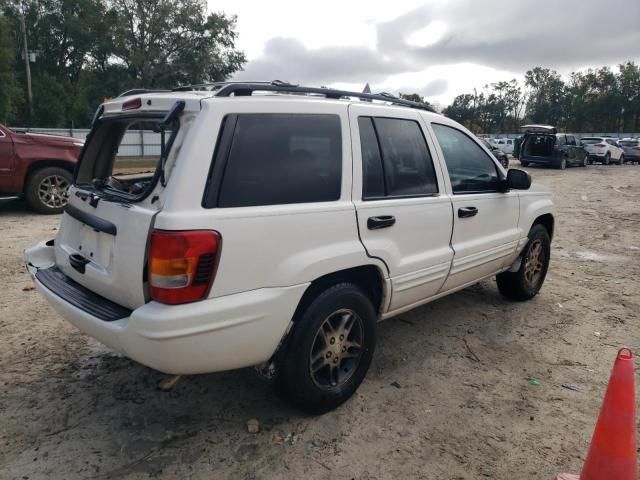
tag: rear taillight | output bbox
[594,143,606,147]
[148,230,221,305]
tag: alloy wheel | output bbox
[309,308,364,389]
[38,174,70,209]
[524,239,545,288]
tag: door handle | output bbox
[367,215,396,230]
[458,206,478,218]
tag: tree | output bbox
[0,0,246,127]
[109,0,246,88]
[399,92,431,106]
[0,14,17,123]
[524,67,566,126]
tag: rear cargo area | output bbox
[523,134,555,157]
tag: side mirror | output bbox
[506,168,531,190]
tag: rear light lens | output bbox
[122,97,142,110]
[148,230,221,305]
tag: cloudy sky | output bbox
[210,0,640,107]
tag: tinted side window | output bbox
[567,135,576,146]
[431,123,500,194]
[556,135,566,146]
[373,117,438,196]
[217,114,341,207]
[358,117,384,198]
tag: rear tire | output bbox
[496,224,551,301]
[556,157,567,170]
[24,167,72,214]
[604,153,611,165]
[582,153,588,167]
[275,283,377,414]
[520,160,529,167]
[618,154,625,165]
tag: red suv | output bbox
[0,123,83,213]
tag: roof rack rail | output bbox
[117,88,171,98]
[211,81,437,112]
[171,81,275,92]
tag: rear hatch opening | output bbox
[52,99,193,311]
[74,101,185,203]
[522,134,556,158]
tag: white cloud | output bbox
[210,0,640,105]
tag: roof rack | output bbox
[171,80,436,112]
[118,81,437,113]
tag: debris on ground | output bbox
[529,379,540,386]
[247,419,260,434]
[158,375,182,391]
[561,383,580,392]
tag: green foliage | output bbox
[1,0,245,127]
[444,63,640,134]
[399,92,431,106]
[0,15,17,123]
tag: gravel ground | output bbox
[1,162,639,480]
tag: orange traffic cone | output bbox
[556,347,637,480]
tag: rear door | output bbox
[54,111,186,310]
[429,122,520,291]
[349,105,454,311]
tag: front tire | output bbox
[496,224,551,301]
[24,167,72,214]
[275,283,377,414]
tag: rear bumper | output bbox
[25,241,307,374]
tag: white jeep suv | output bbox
[25,82,555,413]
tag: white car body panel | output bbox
[25,92,555,375]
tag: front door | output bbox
[349,105,454,312]
[0,128,15,191]
[429,122,520,291]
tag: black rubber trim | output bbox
[35,266,131,321]
[65,204,117,236]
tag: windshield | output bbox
[74,114,177,200]
[581,138,603,144]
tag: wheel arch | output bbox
[532,213,554,240]
[292,265,387,323]
[23,159,75,193]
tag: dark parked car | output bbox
[519,125,587,169]
[618,138,640,164]
[478,137,509,168]
[0,124,83,213]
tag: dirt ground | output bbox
[1,162,639,480]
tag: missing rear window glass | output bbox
[74,113,179,202]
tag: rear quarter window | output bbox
[209,114,342,208]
